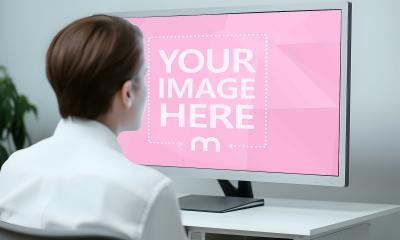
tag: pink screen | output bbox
[118,10,342,176]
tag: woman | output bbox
[0,15,187,240]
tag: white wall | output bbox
[1,0,399,239]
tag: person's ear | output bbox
[121,80,134,109]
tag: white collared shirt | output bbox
[0,117,187,240]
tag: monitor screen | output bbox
[118,9,344,177]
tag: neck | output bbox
[96,113,119,135]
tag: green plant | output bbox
[0,66,37,167]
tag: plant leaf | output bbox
[0,66,38,151]
[0,144,9,168]
[0,68,16,140]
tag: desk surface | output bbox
[181,197,400,237]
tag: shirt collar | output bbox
[53,117,122,152]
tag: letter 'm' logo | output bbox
[190,136,221,152]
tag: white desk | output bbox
[181,197,400,240]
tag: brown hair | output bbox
[46,15,144,119]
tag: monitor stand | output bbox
[179,180,265,213]
[217,179,254,198]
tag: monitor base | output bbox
[179,194,264,213]
[179,180,263,213]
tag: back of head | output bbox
[46,15,144,119]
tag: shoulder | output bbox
[104,152,172,195]
[1,137,52,171]
[2,135,172,201]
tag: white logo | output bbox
[190,136,221,152]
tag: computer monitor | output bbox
[116,1,351,195]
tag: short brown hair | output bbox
[46,15,144,119]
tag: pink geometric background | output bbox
[118,10,342,176]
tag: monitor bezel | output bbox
[111,1,351,187]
